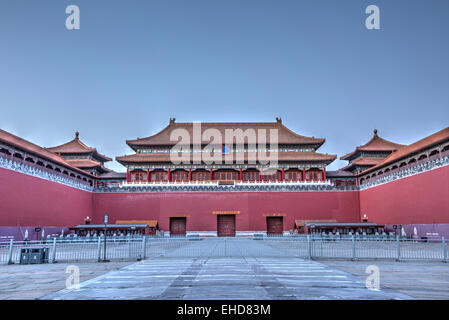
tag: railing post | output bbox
[7,239,14,264]
[443,237,448,263]
[396,235,401,262]
[351,235,357,261]
[97,237,102,262]
[50,238,57,263]
[141,236,147,260]
[307,235,312,259]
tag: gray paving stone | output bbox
[43,256,412,300]
[4,239,447,300]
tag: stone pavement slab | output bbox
[320,260,449,299]
[43,257,411,300]
[0,261,133,300]
[3,238,447,300]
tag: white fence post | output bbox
[97,237,102,262]
[50,238,57,263]
[7,239,14,264]
[351,235,356,261]
[141,236,147,260]
[443,237,448,263]
[396,235,401,261]
[307,235,312,259]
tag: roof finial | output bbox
[170,117,176,124]
[373,129,378,136]
[75,131,79,139]
[276,117,282,124]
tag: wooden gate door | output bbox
[217,215,236,237]
[266,217,283,235]
[170,217,186,236]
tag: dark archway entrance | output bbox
[170,217,186,236]
[217,215,236,237]
[266,217,283,235]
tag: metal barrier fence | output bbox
[0,235,448,264]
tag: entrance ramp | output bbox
[145,236,309,258]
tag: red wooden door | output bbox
[266,217,283,235]
[217,215,236,237]
[170,217,186,236]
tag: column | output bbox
[168,169,171,182]
[322,168,326,181]
[302,168,306,181]
[188,169,192,181]
[239,168,243,181]
[126,169,130,182]
[281,168,285,181]
[209,168,213,181]
[147,169,150,182]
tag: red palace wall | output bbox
[360,165,449,225]
[2,163,448,234]
[0,168,92,227]
[92,191,360,232]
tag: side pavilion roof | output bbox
[341,129,405,161]
[47,132,112,162]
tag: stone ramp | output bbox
[43,257,411,300]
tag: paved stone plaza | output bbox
[1,238,449,300]
[321,260,449,300]
[42,257,411,300]
[0,261,132,300]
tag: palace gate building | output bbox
[0,119,448,239]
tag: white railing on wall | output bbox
[359,154,449,190]
[120,179,332,187]
[0,155,94,192]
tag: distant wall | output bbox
[2,163,448,235]
[360,165,449,225]
[0,167,92,227]
[92,191,360,232]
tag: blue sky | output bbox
[0,0,448,172]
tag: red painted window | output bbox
[285,171,300,181]
[172,170,188,182]
[242,171,259,181]
[132,172,146,182]
[192,171,208,181]
[214,171,238,180]
[261,171,281,181]
[151,171,168,182]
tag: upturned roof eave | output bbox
[47,137,112,163]
[115,154,337,165]
[125,121,326,148]
[359,127,449,176]
[126,139,325,148]
[0,130,96,179]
